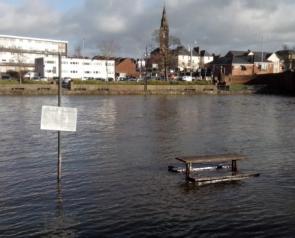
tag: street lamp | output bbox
[248,51,255,75]
[189,45,193,79]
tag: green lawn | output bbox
[229,84,248,92]
[0,80,19,84]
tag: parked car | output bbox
[24,72,36,79]
[32,76,47,81]
[182,75,193,81]
[107,77,114,82]
[62,77,72,88]
[127,77,136,81]
[95,77,105,81]
[1,74,11,80]
[117,76,127,81]
[136,77,144,82]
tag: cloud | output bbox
[97,16,127,33]
[0,0,295,57]
[0,0,61,37]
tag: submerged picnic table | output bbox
[174,154,259,185]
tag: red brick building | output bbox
[211,50,275,77]
[115,58,139,78]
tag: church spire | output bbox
[159,5,169,54]
[161,5,168,27]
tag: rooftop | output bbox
[0,34,68,44]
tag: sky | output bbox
[1,0,295,58]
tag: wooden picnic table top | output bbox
[175,154,247,164]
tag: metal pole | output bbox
[144,46,148,92]
[252,55,255,76]
[57,53,62,181]
[190,45,193,79]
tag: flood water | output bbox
[0,95,295,237]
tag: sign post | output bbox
[58,53,62,181]
[40,54,77,182]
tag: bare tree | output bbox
[98,39,120,58]
[169,35,181,48]
[13,48,27,84]
[282,44,295,51]
[97,40,120,81]
[151,29,181,48]
[282,44,290,50]
[74,45,82,58]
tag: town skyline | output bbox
[1,0,295,58]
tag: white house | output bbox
[173,46,199,71]
[200,50,214,67]
[0,34,67,73]
[267,52,282,73]
[35,56,115,80]
[172,46,213,72]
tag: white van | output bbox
[182,75,193,81]
[24,72,36,79]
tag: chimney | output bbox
[194,47,200,54]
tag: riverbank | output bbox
[1,71,294,96]
[0,82,220,96]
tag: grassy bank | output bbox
[0,80,20,85]
[229,84,249,92]
[0,79,51,85]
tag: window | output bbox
[84,71,91,74]
[46,60,54,64]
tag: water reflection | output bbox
[96,99,117,131]
[56,182,64,221]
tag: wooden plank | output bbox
[168,164,230,173]
[175,154,247,164]
[189,173,260,185]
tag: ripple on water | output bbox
[1,95,295,237]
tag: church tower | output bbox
[159,6,169,54]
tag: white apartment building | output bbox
[35,56,115,80]
[0,34,67,73]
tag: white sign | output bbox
[41,105,77,132]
